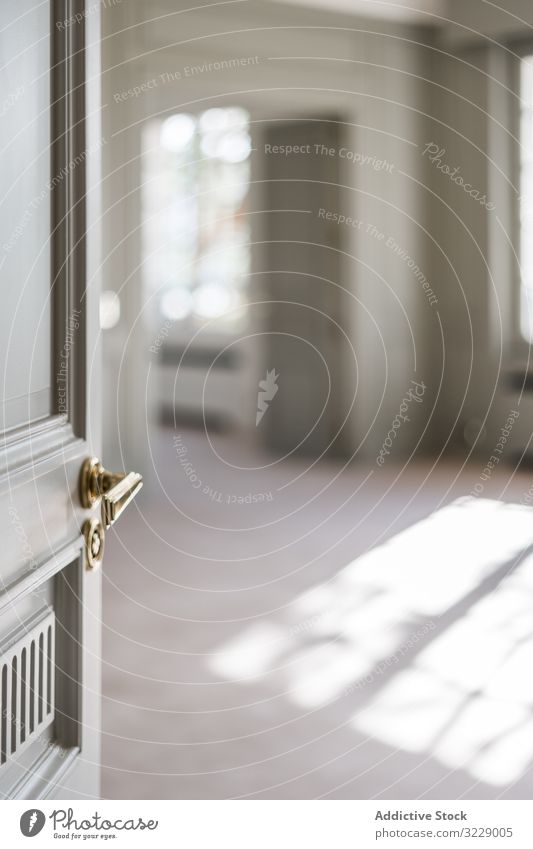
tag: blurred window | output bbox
[520,57,533,341]
[143,107,251,331]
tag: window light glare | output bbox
[199,108,230,133]
[99,290,121,329]
[160,288,193,321]
[160,114,196,153]
[217,132,252,163]
[193,284,237,318]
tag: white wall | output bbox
[426,33,530,457]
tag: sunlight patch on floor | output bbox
[351,499,533,786]
[209,498,533,785]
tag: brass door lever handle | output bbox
[80,457,143,569]
[80,457,143,529]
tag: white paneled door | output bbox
[0,2,133,799]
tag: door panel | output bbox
[0,1,102,799]
[0,0,52,431]
[262,119,352,457]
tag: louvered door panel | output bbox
[0,610,55,768]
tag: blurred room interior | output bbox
[97,0,533,798]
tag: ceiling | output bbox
[268,0,447,25]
